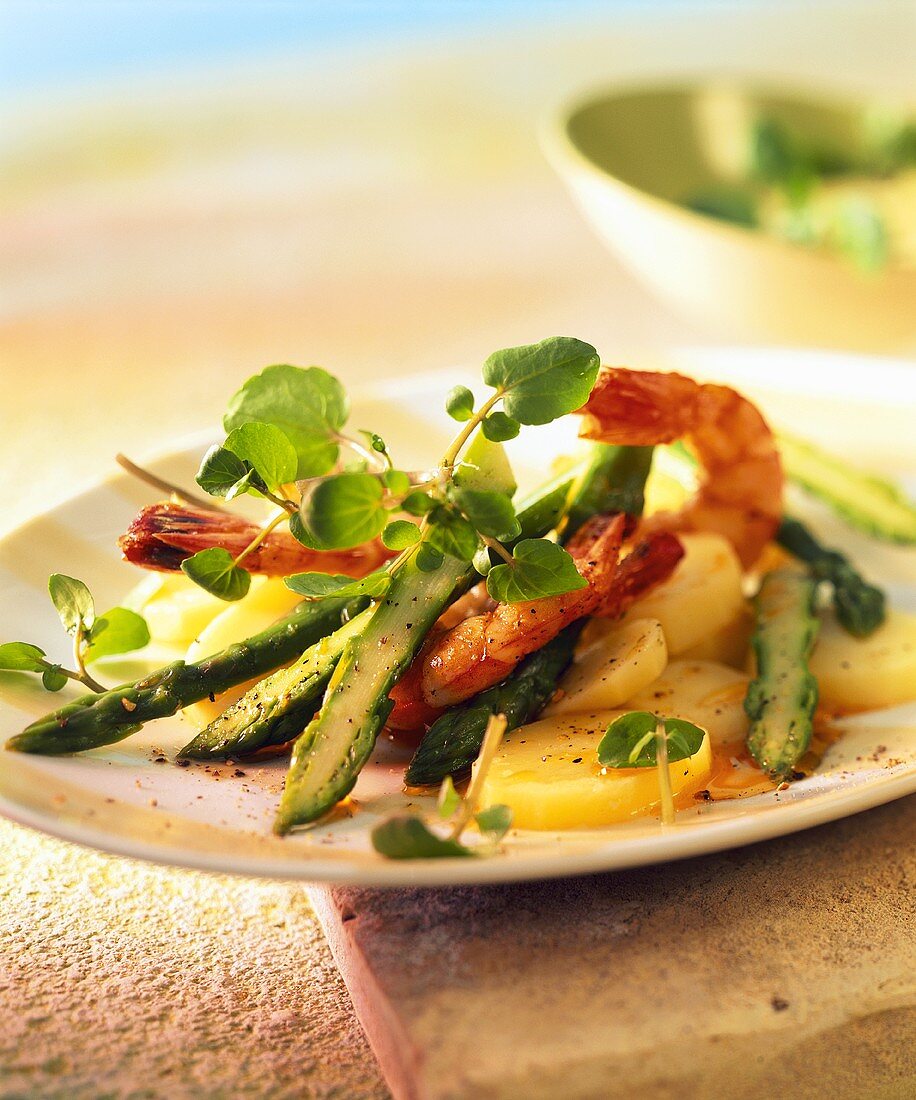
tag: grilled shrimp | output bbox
[119,502,394,577]
[387,516,684,729]
[577,368,783,568]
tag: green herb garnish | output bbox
[598,711,706,825]
[1,575,150,694]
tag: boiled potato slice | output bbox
[476,711,712,830]
[545,618,667,716]
[124,572,229,647]
[679,605,753,669]
[181,578,303,730]
[619,533,745,655]
[623,659,751,749]
[810,607,916,713]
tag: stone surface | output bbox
[0,820,389,1100]
[310,796,916,1100]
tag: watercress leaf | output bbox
[195,444,250,498]
[663,718,707,763]
[360,430,388,455]
[224,421,298,493]
[597,711,659,768]
[86,608,151,662]
[481,411,520,442]
[472,544,494,576]
[415,543,445,573]
[371,815,476,859]
[402,490,435,516]
[437,775,461,820]
[288,511,328,550]
[445,385,475,422]
[224,468,260,501]
[453,429,517,498]
[485,539,586,604]
[474,803,513,842]
[181,548,251,602]
[426,507,480,562]
[223,364,349,479]
[382,520,421,550]
[452,488,521,541]
[42,666,68,692]
[383,469,412,495]
[284,571,391,600]
[481,337,600,425]
[48,574,95,635]
[303,472,387,549]
[0,642,48,673]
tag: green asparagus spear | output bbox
[274,544,463,833]
[406,443,653,787]
[7,596,359,755]
[777,516,885,637]
[744,569,820,779]
[778,433,916,544]
[404,622,584,787]
[560,445,654,538]
[179,607,372,759]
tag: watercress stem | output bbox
[115,453,215,510]
[448,713,507,840]
[73,626,106,694]
[336,432,388,472]
[481,535,514,566]
[655,719,676,826]
[440,390,502,469]
[232,510,289,568]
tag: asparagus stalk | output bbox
[406,443,654,786]
[777,516,885,637]
[560,445,654,538]
[7,596,358,755]
[274,545,463,833]
[179,607,372,759]
[404,622,584,787]
[744,569,820,780]
[778,433,916,544]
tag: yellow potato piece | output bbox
[619,533,745,655]
[545,618,667,716]
[624,659,751,750]
[476,711,712,830]
[124,572,229,647]
[810,607,916,713]
[181,578,303,731]
[679,605,753,669]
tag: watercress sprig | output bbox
[0,575,150,694]
[371,713,513,859]
[598,711,706,825]
[297,337,601,604]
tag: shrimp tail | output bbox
[118,501,392,578]
[577,367,783,568]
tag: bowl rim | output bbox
[539,76,916,277]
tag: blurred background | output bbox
[2,0,914,519]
